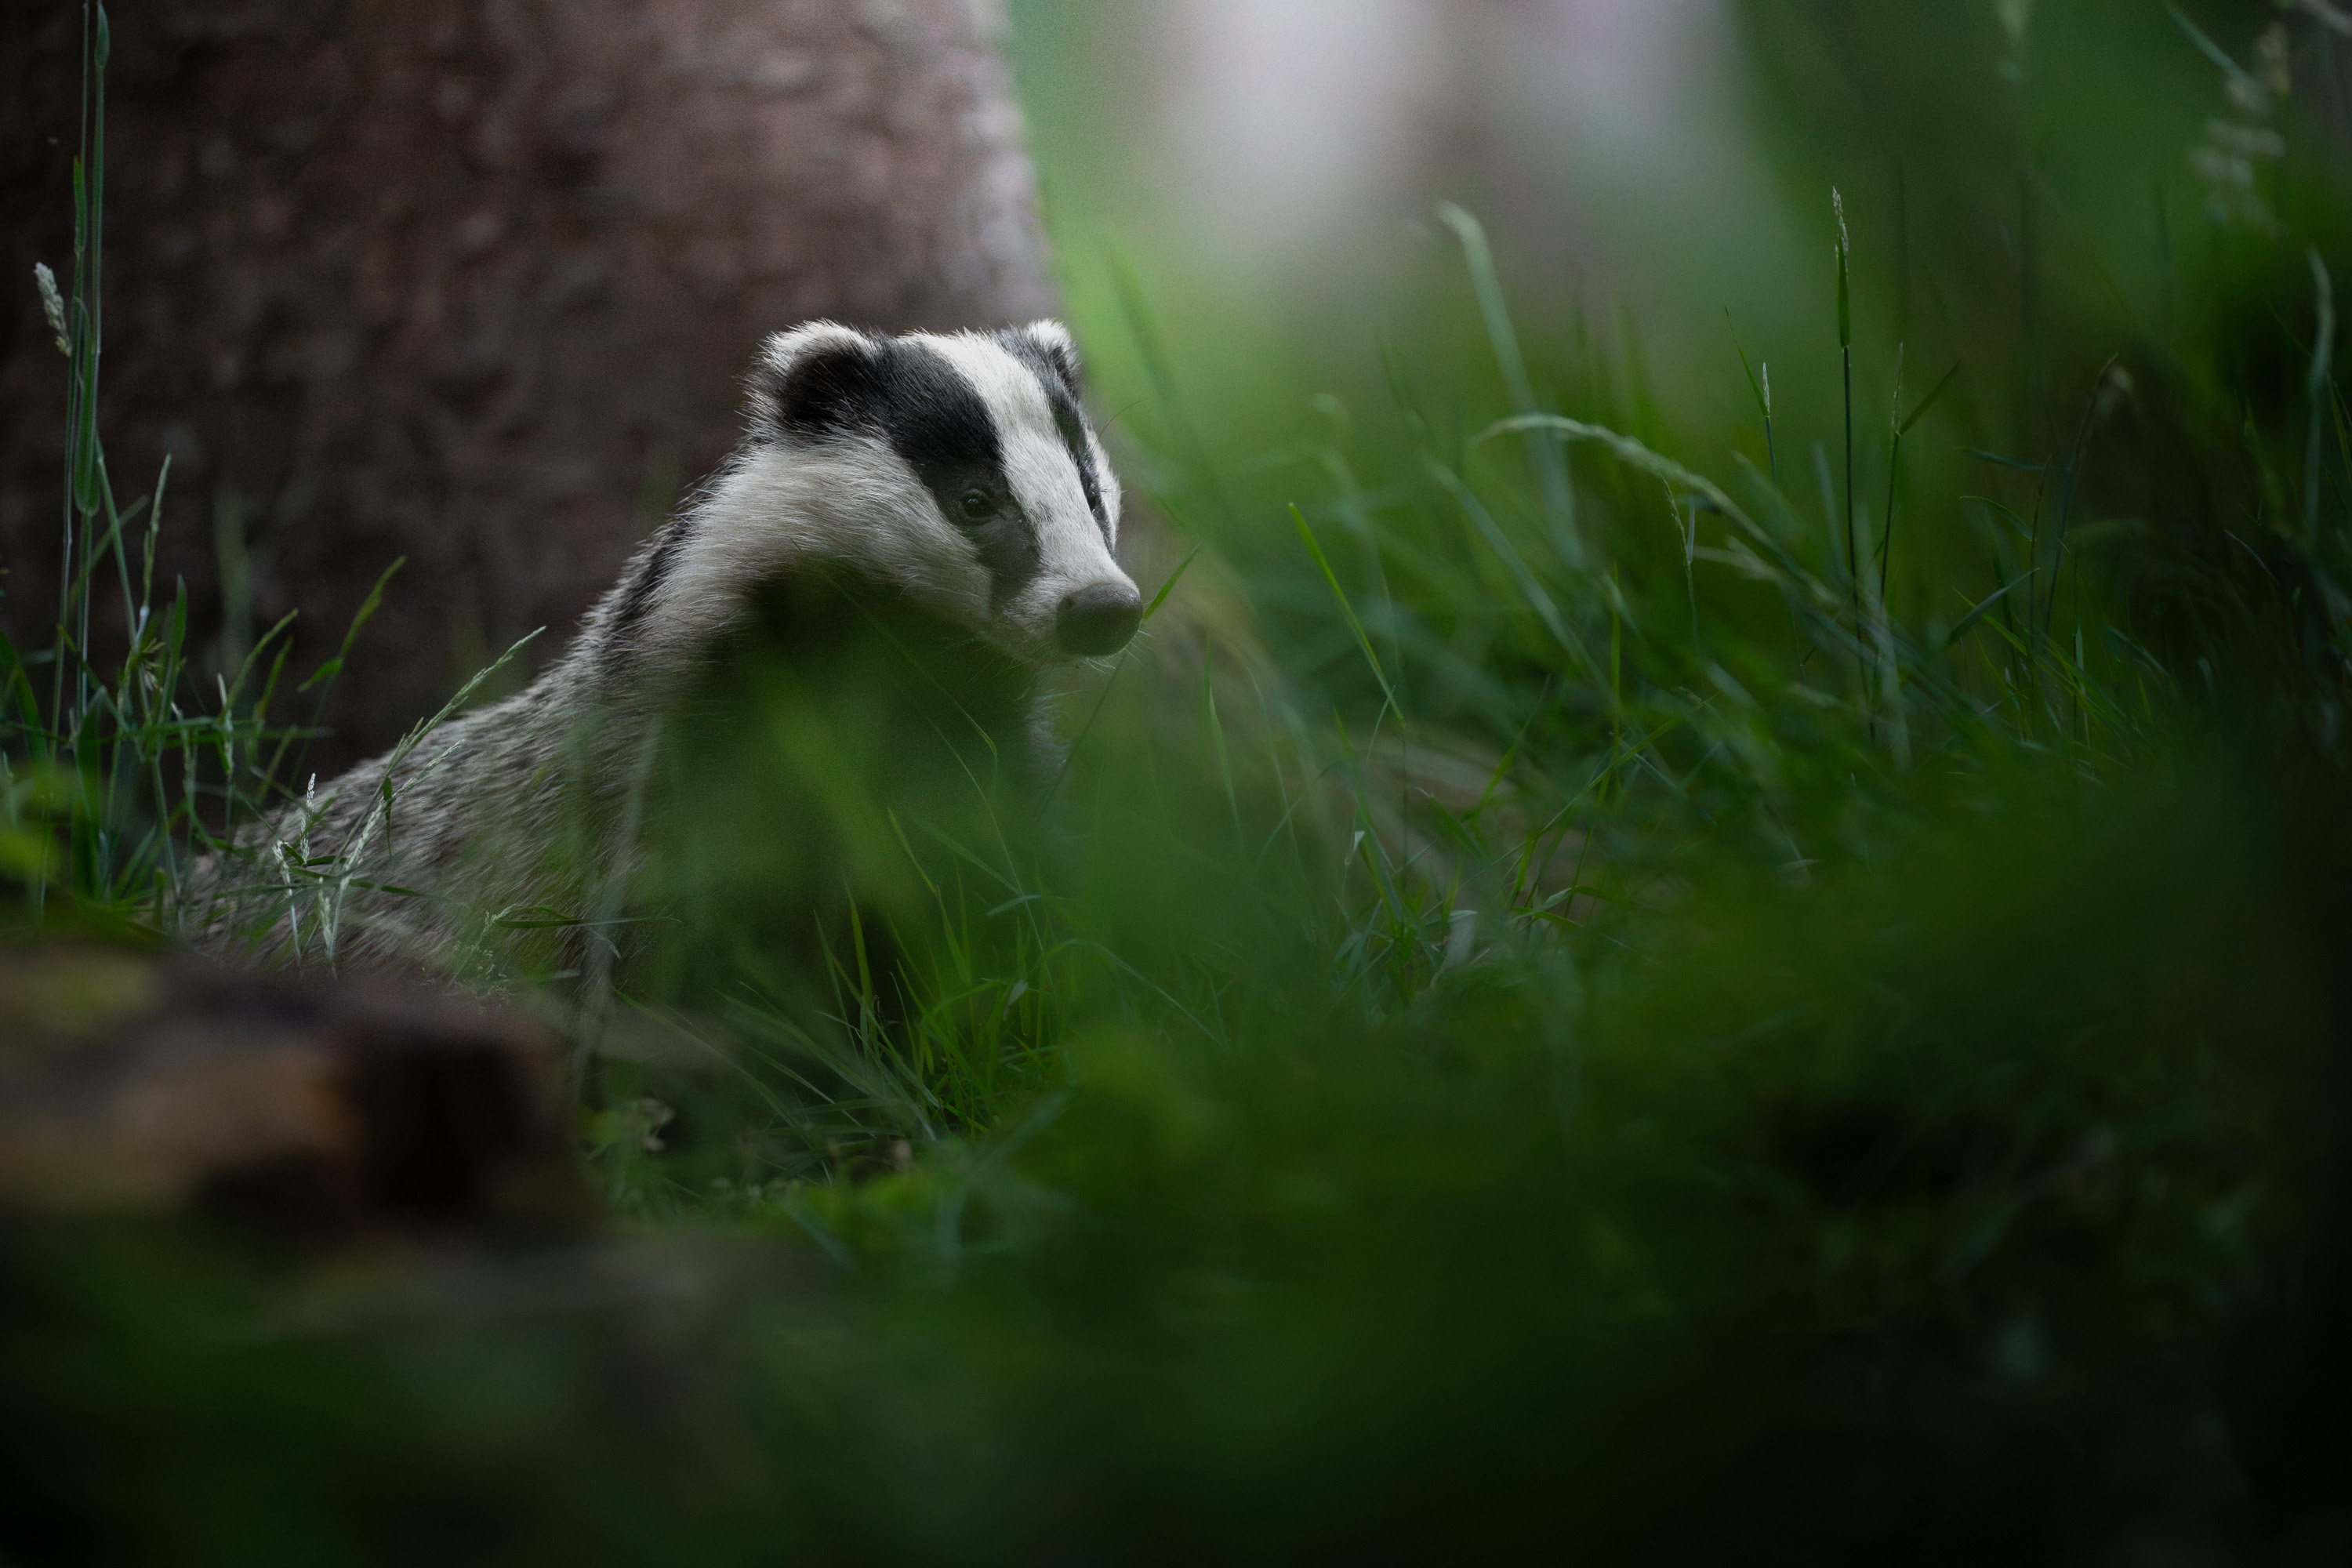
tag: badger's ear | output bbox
[751,321,884,443]
[1020,319,1084,398]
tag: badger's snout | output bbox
[1056,580,1143,657]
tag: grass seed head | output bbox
[33,263,67,356]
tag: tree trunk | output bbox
[1,0,1058,771]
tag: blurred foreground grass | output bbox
[8,3,2352,1561]
[10,772,2347,1561]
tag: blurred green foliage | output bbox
[11,773,2349,1561]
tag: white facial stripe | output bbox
[653,437,995,651]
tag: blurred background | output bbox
[1007,0,2321,444]
[1017,0,1791,392]
[1058,2,2300,380]
[1004,0,2344,695]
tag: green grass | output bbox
[0,9,419,955]
[6,3,2352,1560]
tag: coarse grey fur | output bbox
[183,321,1137,978]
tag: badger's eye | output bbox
[958,489,997,524]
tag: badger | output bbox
[190,320,1141,987]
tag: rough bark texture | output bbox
[1,0,1058,771]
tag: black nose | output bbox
[1056,581,1143,656]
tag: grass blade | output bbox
[1294,504,1400,718]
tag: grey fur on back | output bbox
[183,321,1138,977]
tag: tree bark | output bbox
[1,0,1058,771]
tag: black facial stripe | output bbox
[776,335,1002,491]
[998,330,1112,546]
[771,334,1044,610]
[975,507,1042,612]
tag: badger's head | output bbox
[728,320,1140,666]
